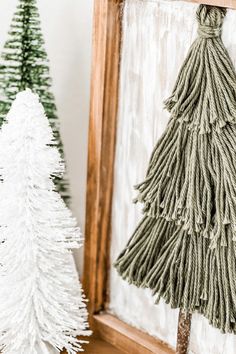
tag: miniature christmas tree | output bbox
[115,5,236,334]
[0,0,69,203]
[0,89,91,354]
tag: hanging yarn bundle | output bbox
[114,5,236,333]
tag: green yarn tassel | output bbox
[114,5,236,333]
[116,216,236,333]
[134,5,236,239]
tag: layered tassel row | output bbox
[114,5,236,333]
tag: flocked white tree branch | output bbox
[0,89,91,354]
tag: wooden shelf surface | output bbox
[62,336,125,354]
[85,336,126,354]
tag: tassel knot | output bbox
[197,5,226,38]
[198,24,222,38]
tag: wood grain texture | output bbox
[85,337,126,354]
[83,1,177,353]
[83,0,123,321]
[61,336,125,354]
[94,314,175,354]
[186,0,236,9]
[176,310,192,354]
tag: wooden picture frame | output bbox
[83,0,236,353]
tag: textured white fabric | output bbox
[109,1,236,353]
[0,90,91,354]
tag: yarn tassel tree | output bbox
[115,5,236,334]
[0,90,91,354]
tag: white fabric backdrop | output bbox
[109,1,236,353]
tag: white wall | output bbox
[0,0,94,273]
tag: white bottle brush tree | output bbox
[0,89,91,354]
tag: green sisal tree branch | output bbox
[0,0,70,204]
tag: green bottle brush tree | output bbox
[0,0,70,203]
